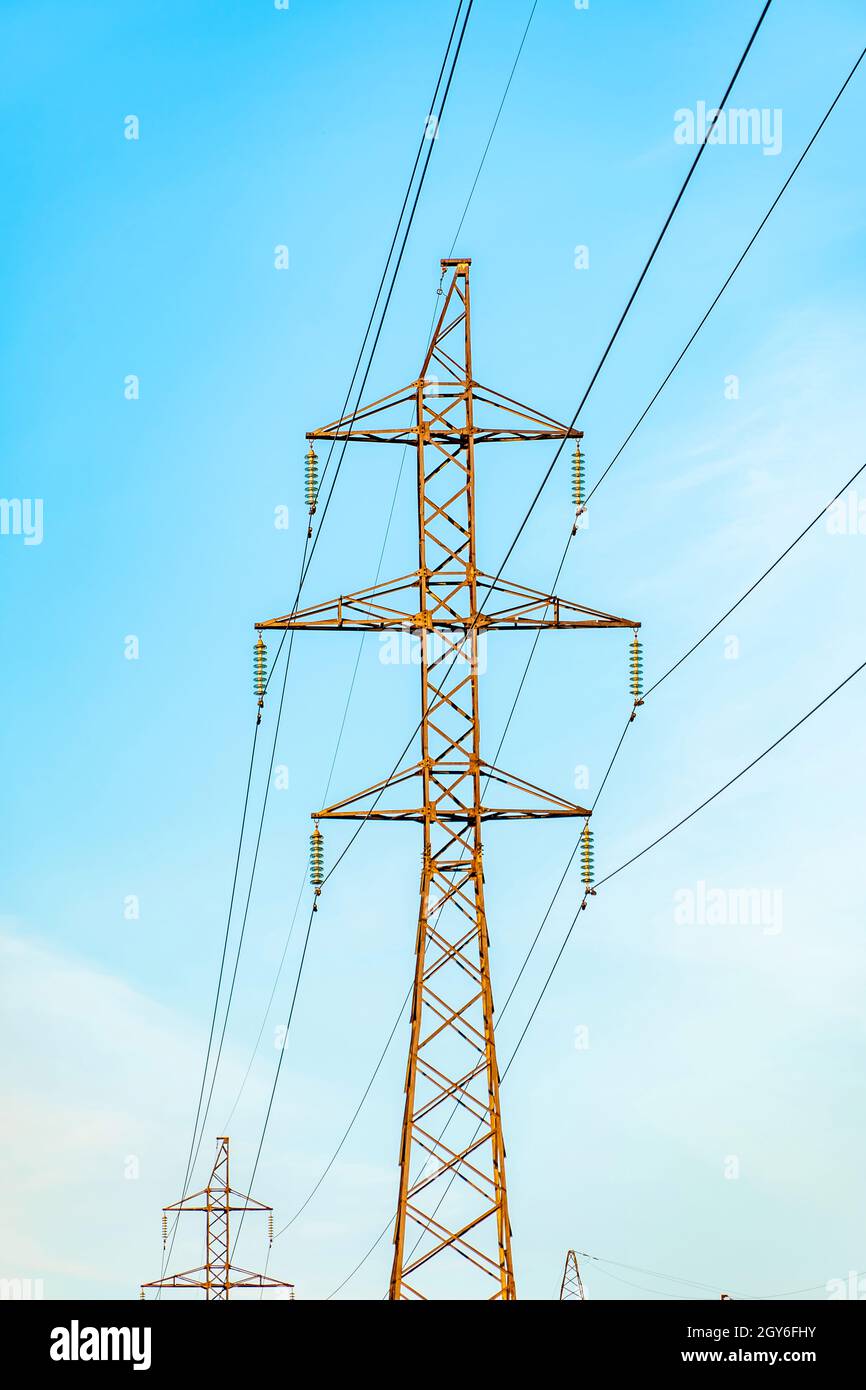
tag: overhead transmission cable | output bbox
[253,0,820,1289]
[232,0,543,1203]
[309,0,776,888]
[576,1250,843,1301]
[222,0,538,1135]
[484,34,866,801]
[314,0,779,889]
[324,653,866,1297]
[503,657,866,1075]
[165,0,475,1275]
[297,0,476,591]
[321,454,866,1286]
[359,38,866,1075]
[269,1,817,1254]
[319,31,866,1298]
[480,0,775,593]
[159,537,308,1289]
[228,1,480,1251]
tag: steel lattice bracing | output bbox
[258,259,639,1299]
[560,1249,586,1300]
[141,1137,293,1300]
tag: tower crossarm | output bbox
[141,1265,294,1293]
[163,1197,272,1212]
[256,571,639,633]
[312,758,592,822]
[306,382,581,448]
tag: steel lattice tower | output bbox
[258,259,638,1299]
[560,1249,586,1299]
[141,1137,294,1300]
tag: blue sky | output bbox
[1,0,865,1300]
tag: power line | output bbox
[283,20,866,1273]
[463,39,866,1152]
[225,7,787,1192]
[217,0,542,1185]
[316,33,866,1296]
[310,124,855,1255]
[504,656,866,1074]
[164,0,474,1278]
[230,900,319,1260]
[485,45,866,789]
[309,0,468,509]
[577,1250,839,1300]
[586,1264,694,1299]
[160,591,304,1287]
[222,440,413,1131]
[645,460,866,696]
[446,1,539,254]
[588,42,866,508]
[223,0,475,1084]
[322,654,866,1296]
[310,0,780,898]
[303,0,779,832]
[159,531,310,1287]
[423,47,866,1065]
[189,621,296,1151]
[402,456,866,1259]
[309,0,776,893]
[483,0,775,589]
[500,448,866,1003]
[274,987,411,1239]
[252,0,858,1296]
[580,1249,730,1297]
[158,716,260,1285]
[302,404,866,1299]
[298,0,476,592]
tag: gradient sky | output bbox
[2,0,865,1301]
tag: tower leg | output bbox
[389,848,515,1300]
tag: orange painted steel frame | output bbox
[141,1137,293,1300]
[258,260,638,1300]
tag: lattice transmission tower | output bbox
[141,1136,294,1300]
[257,258,639,1299]
[560,1249,587,1299]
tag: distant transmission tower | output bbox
[141,1137,294,1300]
[257,259,638,1299]
[560,1250,586,1300]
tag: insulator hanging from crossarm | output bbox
[571,442,586,512]
[629,629,645,721]
[309,821,324,890]
[268,1211,274,1245]
[254,634,268,723]
[580,821,594,890]
[161,1214,167,1246]
[305,444,318,512]
[254,635,268,697]
[630,632,643,698]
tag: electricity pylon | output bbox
[560,1249,586,1299]
[141,1137,294,1300]
[258,259,638,1299]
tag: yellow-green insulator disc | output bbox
[305,447,319,508]
[254,637,268,696]
[629,638,642,696]
[309,829,324,884]
[572,447,585,507]
[581,826,594,882]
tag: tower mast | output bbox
[257,259,639,1299]
[141,1137,293,1300]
